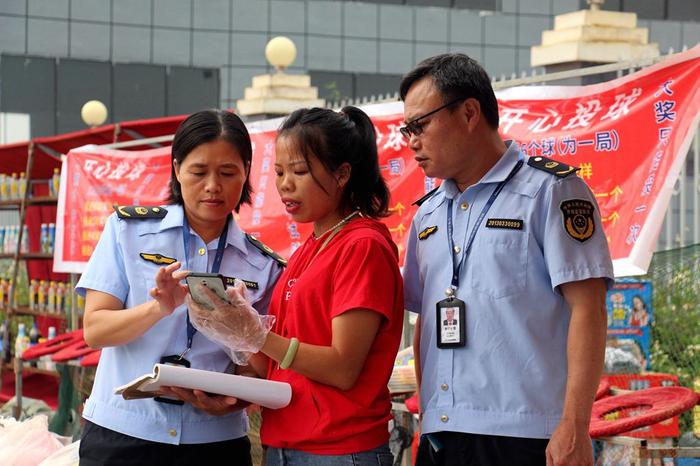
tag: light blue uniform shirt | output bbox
[403,142,614,439]
[76,204,283,444]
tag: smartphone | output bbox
[185,273,230,310]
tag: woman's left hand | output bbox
[158,386,243,416]
[150,262,189,315]
[186,281,275,362]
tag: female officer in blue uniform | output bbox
[76,110,284,465]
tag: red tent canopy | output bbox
[0,114,188,179]
[0,114,190,332]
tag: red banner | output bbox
[54,146,171,272]
[55,47,700,275]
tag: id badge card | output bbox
[154,354,191,405]
[436,297,466,348]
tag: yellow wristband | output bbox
[280,337,299,370]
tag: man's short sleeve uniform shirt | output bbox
[403,142,614,439]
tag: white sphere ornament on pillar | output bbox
[265,36,297,72]
[81,100,108,128]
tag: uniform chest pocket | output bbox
[134,263,160,303]
[469,229,528,299]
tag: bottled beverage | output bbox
[11,225,19,252]
[44,326,57,371]
[9,173,18,200]
[14,323,29,359]
[40,223,48,253]
[0,226,5,252]
[29,322,40,345]
[21,225,29,253]
[38,280,46,311]
[4,226,11,253]
[51,168,60,197]
[0,174,6,200]
[14,225,21,251]
[56,282,66,314]
[29,279,38,310]
[0,279,6,309]
[65,286,72,311]
[0,319,9,363]
[18,172,27,199]
[7,279,14,308]
[3,225,13,253]
[48,223,55,253]
[47,281,56,313]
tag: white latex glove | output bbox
[187,279,274,365]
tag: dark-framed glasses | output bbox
[399,98,464,140]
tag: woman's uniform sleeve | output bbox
[75,213,129,302]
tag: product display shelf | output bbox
[0,196,58,210]
[0,252,54,260]
[9,306,67,320]
[0,147,70,419]
[3,361,60,378]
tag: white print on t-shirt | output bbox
[284,278,297,301]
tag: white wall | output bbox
[0,112,30,144]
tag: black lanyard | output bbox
[181,214,229,353]
[446,160,523,291]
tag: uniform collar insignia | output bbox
[140,252,177,265]
[418,225,438,240]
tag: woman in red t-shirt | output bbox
[188,106,404,465]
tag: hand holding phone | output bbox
[185,273,230,310]
[185,277,276,365]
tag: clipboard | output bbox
[114,363,292,409]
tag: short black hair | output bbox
[167,109,252,211]
[277,106,390,219]
[400,53,499,129]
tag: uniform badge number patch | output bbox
[485,218,524,230]
[418,225,438,240]
[560,199,595,243]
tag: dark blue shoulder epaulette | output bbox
[245,234,287,267]
[412,187,439,207]
[114,205,167,219]
[527,156,578,178]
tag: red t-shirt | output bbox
[260,218,404,454]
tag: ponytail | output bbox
[340,106,390,218]
[277,106,390,219]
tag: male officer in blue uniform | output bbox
[400,54,613,466]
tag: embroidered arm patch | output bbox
[560,199,595,242]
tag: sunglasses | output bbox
[399,98,465,140]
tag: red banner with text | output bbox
[55,47,700,275]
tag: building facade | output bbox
[1,0,699,137]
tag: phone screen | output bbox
[185,273,230,309]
